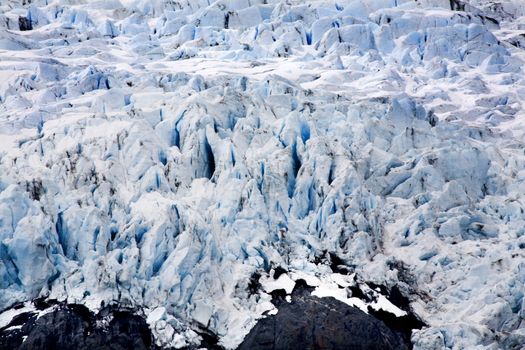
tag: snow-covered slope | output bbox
[1,0,525,348]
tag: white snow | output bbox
[261,272,296,294]
[370,295,407,318]
[0,303,35,329]
[312,282,369,314]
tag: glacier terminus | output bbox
[0,0,525,349]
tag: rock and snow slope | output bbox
[0,0,525,348]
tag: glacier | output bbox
[0,0,525,348]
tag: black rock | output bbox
[273,266,288,280]
[1,285,425,350]
[238,286,413,350]
[0,303,157,350]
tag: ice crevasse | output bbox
[0,0,525,348]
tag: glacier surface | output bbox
[1,0,525,348]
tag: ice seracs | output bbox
[1,0,525,349]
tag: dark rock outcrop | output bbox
[238,284,414,350]
[2,282,424,350]
[0,301,156,350]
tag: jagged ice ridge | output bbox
[1,0,525,348]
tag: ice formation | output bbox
[1,0,525,348]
